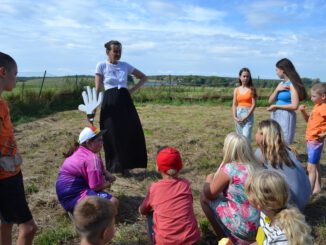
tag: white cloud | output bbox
[1,0,326,80]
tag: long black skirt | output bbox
[100,88,147,173]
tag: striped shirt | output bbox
[261,212,289,245]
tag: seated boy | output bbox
[139,146,200,245]
[73,196,117,245]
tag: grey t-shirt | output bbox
[255,148,311,210]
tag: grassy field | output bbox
[11,104,326,244]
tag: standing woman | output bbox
[267,58,307,144]
[95,40,148,175]
[232,68,257,142]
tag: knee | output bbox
[307,164,316,174]
[110,197,119,210]
[19,220,37,238]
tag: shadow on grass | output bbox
[130,170,161,181]
[304,195,326,226]
[116,195,143,225]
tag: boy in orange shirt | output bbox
[0,52,37,244]
[299,82,326,194]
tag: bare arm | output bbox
[129,69,147,94]
[268,83,281,104]
[202,168,230,200]
[243,96,256,120]
[267,85,299,111]
[298,104,309,122]
[95,74,104,96]
[232,88,239,121]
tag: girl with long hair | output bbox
[245,170,313,245]
[232,68,257,142]
[268,58,307,144]
[255,119,311,210]
[201,133,260,245]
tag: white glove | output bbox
[78,86,103,122]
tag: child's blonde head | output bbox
[222,132,258,166]
[245,170,313,245]
[257,119,294,168]
[311,82,326,96]
[245,170,289,210]
[73,196,116,244]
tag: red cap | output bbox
[156,147,183,175]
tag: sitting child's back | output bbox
[139,147,200,245]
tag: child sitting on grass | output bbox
[299,82,326,194]
[245,170,313,245]
[201,132,260,245]
[74,196,117,245]
[56,126,118,213]
[139,146,200,245]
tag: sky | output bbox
[1,0,326,81]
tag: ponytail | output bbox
[276,207,313,245]
[63,141,80,158]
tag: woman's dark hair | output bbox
[63,141,80,158]
[276,58,307,101]
[63,136,99,158]
[238,67,257,99]
[0,52,16,71]
[104,40,122,51]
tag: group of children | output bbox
[0,51,325,245]
[233,58,326,195]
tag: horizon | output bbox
[2,0,326,81]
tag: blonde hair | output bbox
[311,82,326,96]
[245,170,313,245]
[257,119,294,168]
[222,132,258,168]
[73,196,116,244]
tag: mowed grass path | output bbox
[15,104,326,244]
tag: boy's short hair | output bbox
[311,82,326,96]
[0,52,16,71]
[73,196,116,244]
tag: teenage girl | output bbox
[245,170,313,245]
[232,68,257,142]
[254,119,311,210]
[201,133,260,245]
[268,58,307,144]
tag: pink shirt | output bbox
[140,178,200,245]
[56,146,105,210]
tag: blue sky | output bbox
[1,0,326,81]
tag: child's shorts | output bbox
[307,140,324,164]
[0,171,33,224]
[86,189,113,200]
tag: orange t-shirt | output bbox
[0,97,20,179]
[236,88,253,107]
[306,103,326,141]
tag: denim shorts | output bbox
[235,107,254,142]
[307,140,324,164]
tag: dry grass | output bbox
[13,104,326,244]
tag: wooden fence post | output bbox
[39,70,47,98]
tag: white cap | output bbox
[78,126,105,144]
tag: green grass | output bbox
[34,215,77,245]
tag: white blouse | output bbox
[95,61,134,90]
